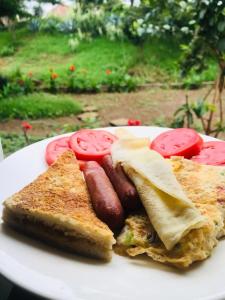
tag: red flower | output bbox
[69,65,76,72]
[51,72,58,80]
[127,119,141,126]
[106,69,112,75]
[21,121,32,131]
[28,71,33,78]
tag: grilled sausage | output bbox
[83,161,124,230]
[102,155,140,211]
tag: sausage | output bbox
[83,161,124,230]
[102,155,140,211]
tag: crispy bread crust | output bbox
[3,208,112,260]
[3,151,115,259]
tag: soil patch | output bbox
[0,87,224,139]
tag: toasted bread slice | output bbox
[2,151,115,260]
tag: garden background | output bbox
[0,0,224,156]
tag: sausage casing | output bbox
[102,155,140,211]
[83,161,124,230]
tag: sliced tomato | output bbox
[69,129,117,162]
[192,141,225,166]
[150,128,203,158]
[45,137,71,165]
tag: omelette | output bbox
[112,140,225,268]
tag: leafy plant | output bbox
[175,0,225,137]
[0,75,8,90]
[104,68,138,92]
[171,94,224,137]
[0,45,15,57]
[68,75,101,93]
[40,17,60,33]
[0,82,24,98]
[0,132,45,156]
[28,18,41,32]
[57,20,75,33]
[49,70,58,93]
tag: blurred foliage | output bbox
[0,93,82,120]
[1,132,44,156]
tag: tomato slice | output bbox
[69,129,117,162]
[45,137,71,165]
[150,128,203,158]
[191,141,225,166]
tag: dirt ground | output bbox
[0,86,223,137]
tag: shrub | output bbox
[0,82,24,98]
[0,45,15,57]
[0,93,82,120]
[28,18,41,32]
[104,69,138,92]
[57,20,75,33]
[0,75,8,91]
[67,76,101,93]
[40,17,60,33]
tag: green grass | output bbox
[0,93,82,120]
[0,31,137,84]
[0,28,217,85]
[0,132,45,156]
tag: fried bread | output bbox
[3,151,115,260]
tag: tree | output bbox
[178,0,225,136]
[0,0,61,20]
[0,0,25,19]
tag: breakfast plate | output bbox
[1,126,225,300]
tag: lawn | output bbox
[0,93,82,120]
[0,28,217,85]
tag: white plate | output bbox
[0,126,224,300]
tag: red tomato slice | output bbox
[45,137,71,165]
[150,128,203,158]
[69,129,117,162]
[192,141,225,166]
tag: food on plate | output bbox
[114,127,137,140]
[6,126,225,269]
[2,151,115,260]
[151,128,203,158]
[45,129,118,166]
[83,161,124,230]
[45,136,70,165]
[69,129,118,163]
[115,157,225,268]
[102,154,140,211]
[112,139,205,251]
[192,141,225,166]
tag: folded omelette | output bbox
[112,140,225,268]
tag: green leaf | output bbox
[218,22,225,33]
[218,38,225,51]
[199,9,206,19]
[208,103,216,112]
[187,111,194,125]
[174,105,186,116]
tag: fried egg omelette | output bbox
[116,157,225,268]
